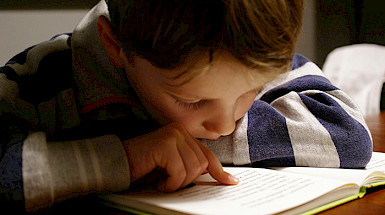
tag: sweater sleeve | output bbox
[202,55,373,168]
[0,34,131,212]
[22,133,130,211]
[0,119,130,212]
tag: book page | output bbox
[274,152,385,185]
[366,152,385,171]
[104,168,355,215]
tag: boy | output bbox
[0,0,372,212]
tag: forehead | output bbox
[161,51,260,87]
[131,51,279,99]
[160,52,265,98]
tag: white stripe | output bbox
[271,92,341,167]
[22,132,55,211]
[71,142,90,192]
[256,62,324,101]
[233,113,251,165]
[85,140,104,191]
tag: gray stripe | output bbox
[232,113,251,165]
[201,136,233,165]
[23,133,130,212]
[271,92,341,167]
[200,114,251,165]
[22,132,54,211]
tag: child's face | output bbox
[123,51,268,140]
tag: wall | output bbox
[295,0,317,65]
[0,10,88,65]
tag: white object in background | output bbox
[323,44,385,116]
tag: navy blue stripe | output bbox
[0,143,25,212]
[16,49,74,104]
[1,49,75,105]
[291,54,310,70]
[260,75,338,104]
[49,33,72,41]
[0,66,20,83]
[299,93,373,168]
[247,100,295,167]
[5,46,35,66]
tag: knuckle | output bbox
[201,158,209,169]
[188,159,208,177]
[190,161,203,174]
[164,125,184,141]
[175,168,187,181]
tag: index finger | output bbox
[195,139,239,185]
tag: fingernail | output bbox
[229,174,239,184]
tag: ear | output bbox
[97,15,125,68]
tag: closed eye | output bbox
[175,100,206,110]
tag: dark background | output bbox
[316,0,385,66]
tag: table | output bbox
[318,112,385,214]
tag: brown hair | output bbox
[107,0,303,73]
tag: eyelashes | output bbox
[175,100,206,110]
[174,88,260,111]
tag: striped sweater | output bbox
[0,0,372,212]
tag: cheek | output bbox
[164,107,206,135]
[156,99,203,127]
[235,97,255,121]
[173,110,204,129]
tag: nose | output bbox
[203,108,236,136]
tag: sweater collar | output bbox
[71,0,144,114]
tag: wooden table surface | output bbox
[318,112,385,214]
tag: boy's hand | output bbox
[122,122,239,192]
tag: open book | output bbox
[102,152,385,215]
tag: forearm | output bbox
[22,132,130,211]
[247,96,372,168]
[202,57,373,168]
[1,131,131,212]
[251,64,372,168]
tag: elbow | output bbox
[336,124,373,169]
[339,139,373,169]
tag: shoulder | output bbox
[1,33,74,114]
[256,54,334,101]
[4,33,72,76]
